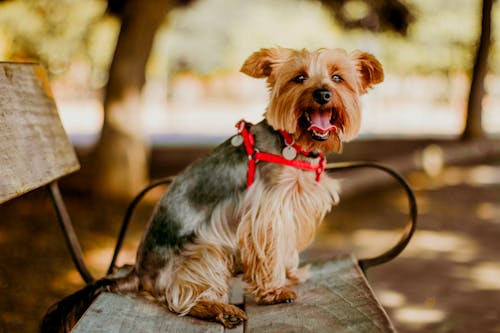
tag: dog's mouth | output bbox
[304,108,337,141]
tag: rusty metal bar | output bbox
[47,181,94,284]
[107,177,174,275]
[106,162,416,276]
[325,162,418,272]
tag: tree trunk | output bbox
[461,0,494,140]
[91,0,171,199]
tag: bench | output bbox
[73,257,395,333]
[0,62,94,285]
[0,63,417,332]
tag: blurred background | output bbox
[0,0,499,332]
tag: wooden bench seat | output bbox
[73,256,395,333]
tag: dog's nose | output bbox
[313,89,332,105]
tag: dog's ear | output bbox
[240,48,294,78]
[351,51,384,94]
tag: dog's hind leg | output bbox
[163,241,247,328]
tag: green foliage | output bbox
[0,0,497,80]
[152,0,343,79]
[155,0,498,77]
[380,0,480,73]
[0,0,115,77]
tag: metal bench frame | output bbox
[106,162,417,276]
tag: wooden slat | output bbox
[229,276,245,305]
[73,257,394,332]
[0,62,79,204]
[72,293,223,333]
[228,276,245,333]
[244,256,396,333]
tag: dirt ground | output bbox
[312,160,500,333]
[0,141,499,333]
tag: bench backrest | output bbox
[0,62,79,204]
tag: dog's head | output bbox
[241,48,383,153]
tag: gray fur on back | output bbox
[136,120,279,275]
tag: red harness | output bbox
[235,120,326,188]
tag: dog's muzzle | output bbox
[304,108,337,141]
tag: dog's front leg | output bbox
[238,214,298,305]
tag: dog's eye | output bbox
[293,74,307,83]
[332,74,344,83]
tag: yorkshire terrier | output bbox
[42,47,383,331]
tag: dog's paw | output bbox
[255,287,297,305]
[189,301,247,329]
[216,305,248,329]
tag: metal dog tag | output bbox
[282,146,297,160]
[231,134,243,147]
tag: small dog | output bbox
[42,47,383,331]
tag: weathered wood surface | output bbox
[74,256,395,333]
[0,63,79,204]
[228,276,245,333]
[244,256,395,333]
[72,292,224,333]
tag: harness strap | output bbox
[236,120,326,188]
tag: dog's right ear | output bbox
[240,48,293,78]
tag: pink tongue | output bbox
[307,110,336,134]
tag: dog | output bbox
[41,47,383,331]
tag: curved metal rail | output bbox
[48,181,95,283]
[107,162,417,275]
[107,177,174,275]
[325,162,418,272]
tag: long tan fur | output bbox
[238,166,339,303]
[41,47,383,331]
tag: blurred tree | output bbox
[92,0,414,199]
[0,0,413,199]
[320,0,414,35]
[461,0,495,140]
[90,0,193,199]
[0,0,105,72]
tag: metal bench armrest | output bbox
[107,177,175,275]
[47,181,95,283]
[109,161,418,275]
[325,162,418,272]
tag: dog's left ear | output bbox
[240,48,294,78]
[351,51,384,94]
